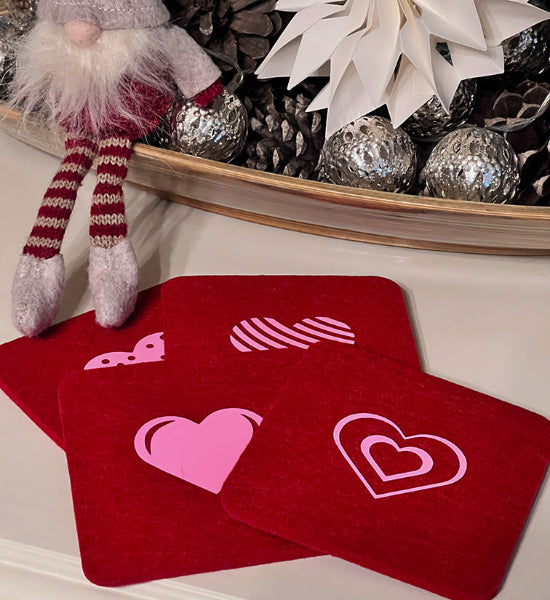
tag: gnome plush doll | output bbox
[10,0,222,336]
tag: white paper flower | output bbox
[256,0,550,136]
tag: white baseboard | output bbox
[0,538,244,600]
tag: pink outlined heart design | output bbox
[134,408,263,494]
[84,332,165,370]
[333,413,467,499]
[230,316,355,352]
[361,435,434,482]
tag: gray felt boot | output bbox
[88,238,139,328]
[11,253,65,337]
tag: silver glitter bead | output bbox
[503,18,550,77]
[169,89,248,162]
[424,126,520,203]
[402,79,477,141]
[320,116,417,193]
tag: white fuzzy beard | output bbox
[11,21,174,136]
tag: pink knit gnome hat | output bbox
[37,0,170,29]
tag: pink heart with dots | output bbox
[84,332,165,370]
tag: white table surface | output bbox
[0,131,549,600]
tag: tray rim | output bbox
[3,105,549,220]
[2,103,550,255]
[138,138,550,221]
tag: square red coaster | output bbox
[161,275,420,369]
[58,356,317,587]
[222,345,550,600]
[0,285,165,447]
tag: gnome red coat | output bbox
[10,0,223,336]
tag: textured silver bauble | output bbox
[0,42,10,95]
[402,79,477,141]
[4,0,37,27]
[169,90,248,162]
[319,116,417,193]
[0,17,18,97]
[503,18,550,77]
[424,127,520,203]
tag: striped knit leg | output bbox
[90,135,133,248]
[24,135,98,258]
[88,135,139,329]
[12,135,98,337]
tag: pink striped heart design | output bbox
[230,316,355,352]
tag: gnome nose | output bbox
[64,21,102,47]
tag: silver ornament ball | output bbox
[424,126,520,203]
[503,14,550,77]
[320,116,417,193]
[170,89,248,162]
[4,0,37,27]
[0,17,19,97]
[402,79,477,141]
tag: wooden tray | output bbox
[1,103,549,255]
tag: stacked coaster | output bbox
[0,284,165,447]
[0,276,548,600]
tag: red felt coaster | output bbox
[58,356,317,587]
[161,275,420,369]
[0,285,165,447]
[222,345,550,600]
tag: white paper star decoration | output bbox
[256,0,550,136]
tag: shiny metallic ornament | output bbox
[402,79,477,141]
[3,0,37,27]
[503,16,550,77]
[0,16,18,98]
[169,89,248,162]
[320,116,417,193]
[0,38,12,95]
[424,126,520,203]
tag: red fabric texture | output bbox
[222,345,550,600]
[58,357,317,587]
[192,79,224,107]
[0,285,164,447]
[161,275,421,370]
[62,79,174,140]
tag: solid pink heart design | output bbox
[334,413,467,499]
[230,316,355,352]
[134,408,263,494]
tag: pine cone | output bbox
[472,78,550,206]
[235,77,325,179]
[165,0,283,74]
